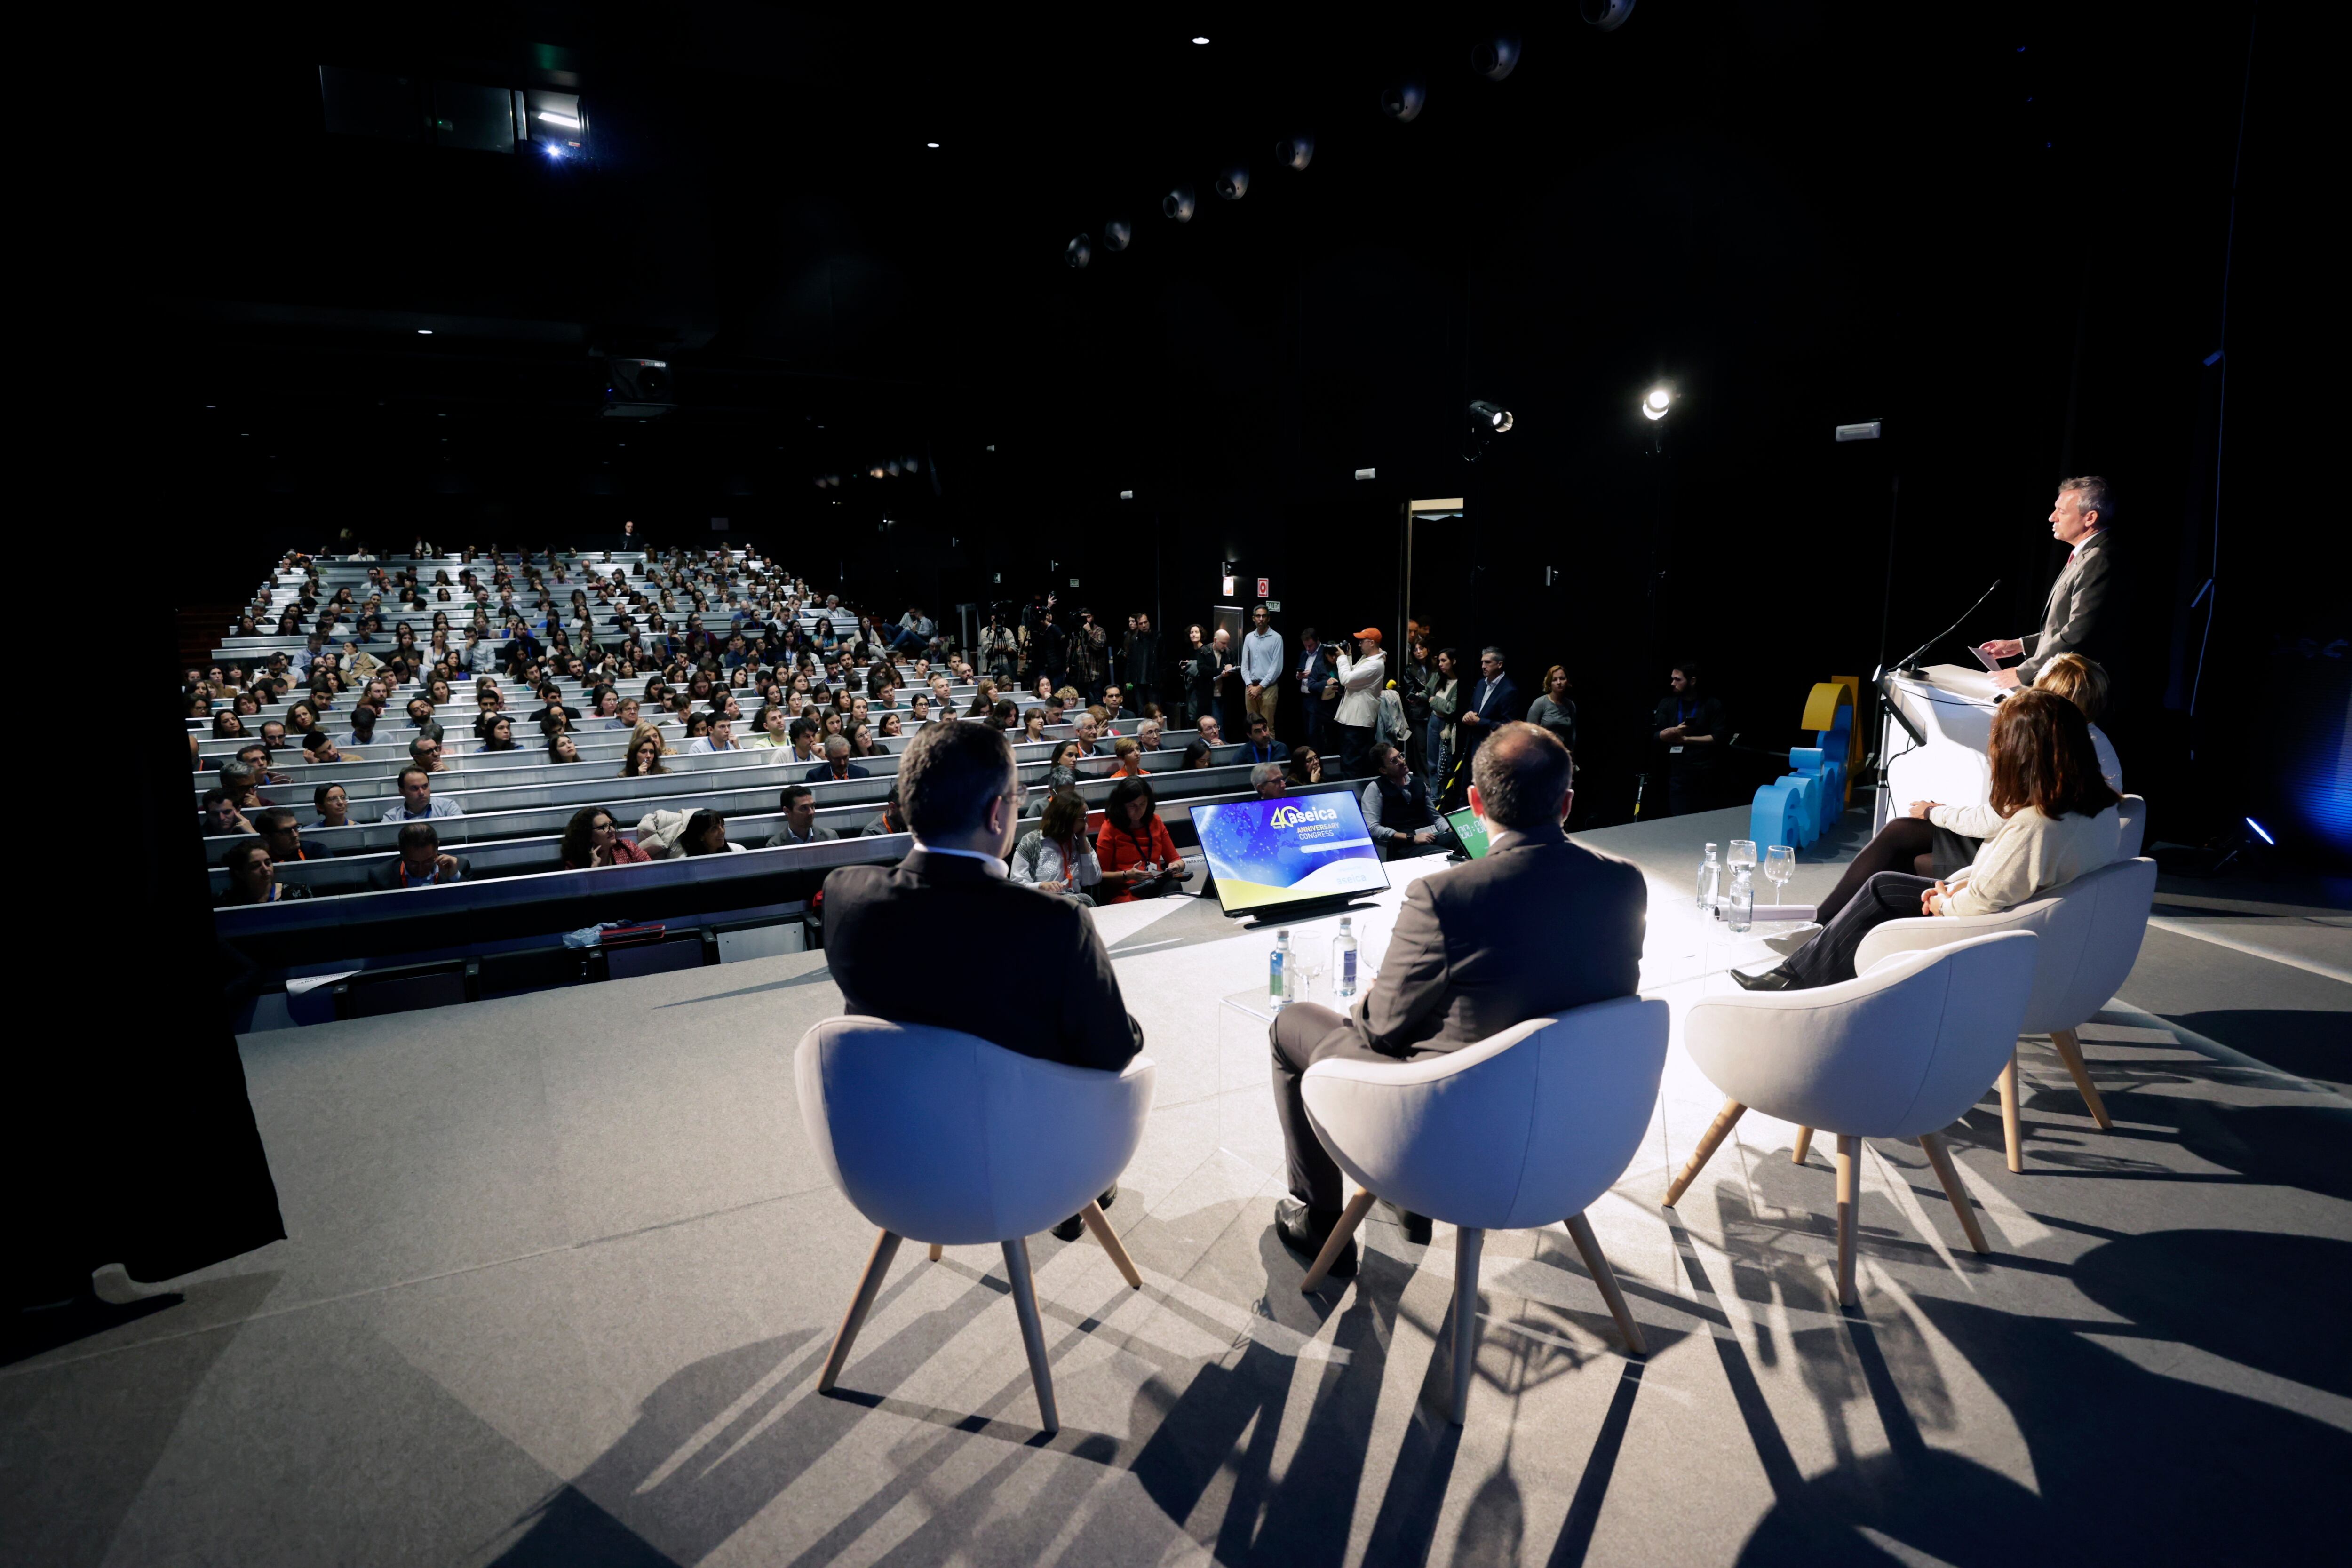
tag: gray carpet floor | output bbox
[6,807,2348,1568]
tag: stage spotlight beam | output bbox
[1164,184,1196,222]
[1380,81,1426,122]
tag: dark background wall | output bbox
[106,1,2343,859]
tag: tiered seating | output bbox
[198,548,1324,968]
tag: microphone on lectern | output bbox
[1894,578,2001,677]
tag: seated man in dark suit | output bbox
[823,720,1142,1236]
[1267,722,1647,1274]
[805,734,871,782]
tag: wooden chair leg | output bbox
[1563,1212,1647,1356]
[1664,1100,1748,1207]
[1449,1226,1486,1425]
[1917,1132,1989,1254]
[1001,1237,1059,1435]
[928,1243,943,1262]
[2048,1028,2113,1129]
[1080,1199,1143,1289]
[1996,1049,2024,1172]
[1792,1127,1815,1166]
[1834,1135,1861,1309]
[1301,1189,1376,1293]
[818,1229,902,1393]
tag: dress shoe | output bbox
[1731,964,1796,992]
[1274,1197,1357,1277]
[1764,923,1822,958]
[1375,1198,1433,1245]
[1051,1183,1119,1243]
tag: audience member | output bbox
[1010,788,1103,903]
[1250,762,1288,799]
[1332,628,1387,777]
[1241,603,1285,737]
[765,785,834,847]
[806,734,868,782]
[1360,742,1440,859]
[674,808,744,857]
[1266,723,1644,1273]
[1241,713,1289,767]
[219,840,305,904]
[380,766,462,823]
[313,783,350,829]
[1651,660,1724,817]
[368,823,467,888]
[1095,778,1186,902]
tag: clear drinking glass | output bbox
[1763,844,1795,908]
[1728,839,1758,875]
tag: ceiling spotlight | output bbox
[1104,219,1132,251]
[1164,184,1197,222]
[1469,400,1514,433]
[1276,133,1314,172]
[1216,166,1249,200]
[1473,34,1522,80]
[1192,36,1209,45]
[1380,80,1426,122]
[1066,235,1092,268]
[925,141,940,148]
[1642,386,1672,420]
[1581,0,1638,31]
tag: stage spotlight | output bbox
[1642,386,1672,420]
[1276,134,1314,171]
[2246,815,2276,846]
[1469,400,1514,433]
[1216,166,1249,200]
[1581,0,1637,31]
[1164,184,1196,222]
[1104,219,1132,251]
[1473,34,1522,80]
[1380,81,1426,122]
[1067,235,1092,268]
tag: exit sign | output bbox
[1256,578,1270,598]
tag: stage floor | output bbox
[8,807,2350,1567]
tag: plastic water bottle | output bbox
[1727,864,1754,933]
[1696,843,1722,915]
[1332,917,1359,1000]
[1270,929,1291,1010]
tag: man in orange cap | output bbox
[1332,626,1387,777]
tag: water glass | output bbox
[1763,844,1795,907]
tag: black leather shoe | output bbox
[1376,1199,1433,1245]
[1051,1183,1118,1243]
[1275,1197,1356,1277]
[1731,964,1796,991]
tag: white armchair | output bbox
[795,1017,1156,1435]
[1851,855,2157,1170]
[1298,995,1669,1424]
[1666,931,2037,1308]
[2117,794,2146,860]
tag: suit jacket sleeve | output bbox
[1351,877,1449,1055]
[1057,902,1144,1071]
[2020,546,2114,680]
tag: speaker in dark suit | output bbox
[1267,723,1646,1271]
[1983,478,2122,693]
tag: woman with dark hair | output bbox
[1095,778,1185,902]
[212,710,246,738]
[561,806,652,869]
[474,714,515,751]
[1011,788,1102,902]
[1737,689,2121,992]
[314,783,351,828]
[218,840,308,905]
[622,722,669,776]
[877,712,903,739]
[673,808,742,857]
[284,700,318,737]
[1286,746,1326,787]
[1040,740,1085,792]
[548,732,582,764]
[1180,739,1214,771]
[1021,707,1051,744]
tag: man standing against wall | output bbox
[1241,603,1285,741]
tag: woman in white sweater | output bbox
[1738,688,2121,990]
[1812,653,2122,925]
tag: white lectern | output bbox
[1876,663,2002,833]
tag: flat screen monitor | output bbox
[1189,790,1390,919]
[1446,807,1489,859]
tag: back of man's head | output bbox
[1471,722,1571,831]
[397,822,438,857]
[898,720,1012,842]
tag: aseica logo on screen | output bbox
[1191,793,1386,913]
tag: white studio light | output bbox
[536,111,583,129]
[1642,386,1672,420]
[1192,36,1210,45]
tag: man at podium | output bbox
[1978,476,2117,690]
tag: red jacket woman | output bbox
[1093,778,1185,902]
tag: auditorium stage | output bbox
[9,808,2350,1567]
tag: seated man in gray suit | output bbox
[1266,722,1647,1275]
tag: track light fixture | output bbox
[1103,219,1132,251]
[1581,0,1638,31]
[1472,34,1521,80]
[1216,166,1249,200]
[1276,134,1314,171]
[1642,386,1673,420]
[1380,80,1426,122]
[1469,400,1515,433]
[1066,235,1092,268]
[1163,184,1196,222]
